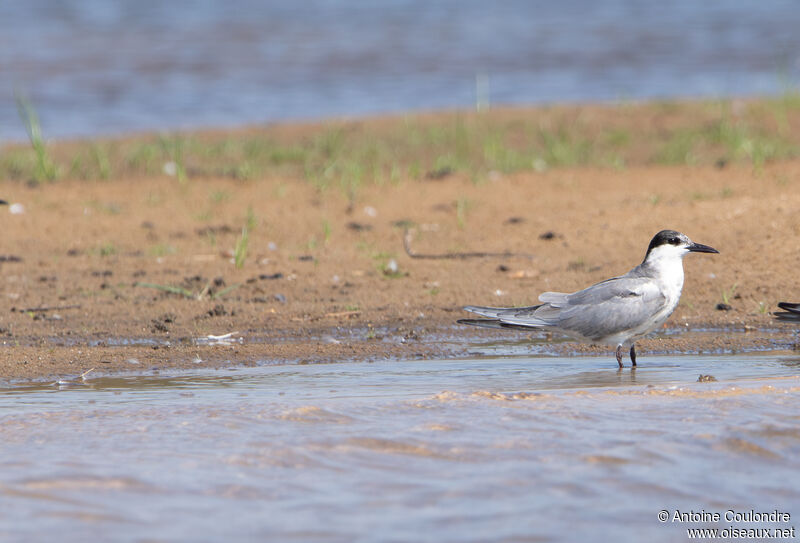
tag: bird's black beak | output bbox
[688,242,718,254]
[0,200,8,206]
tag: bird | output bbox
[775,302,800,321]
[458,230,719,368]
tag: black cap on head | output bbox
[645,230,685,256]
[644,229,718,261]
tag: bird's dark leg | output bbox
[615,345,623,368]
[630,344,637,367]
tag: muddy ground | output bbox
[3,115,800,381]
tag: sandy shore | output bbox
[2,103,800,381]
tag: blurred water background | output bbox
[1,0,800,142]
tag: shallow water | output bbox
[2,353,799,542]
[2,0,800,141]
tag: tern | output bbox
[458,230,719,368]
[775,302,800,321]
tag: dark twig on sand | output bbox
[403,229,534,260]
[14,304,82,313]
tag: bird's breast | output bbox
[656,267,685,316]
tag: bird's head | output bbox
[643,230,718,265]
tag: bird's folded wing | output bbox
[467,277,667,336]
[501,277,665,332]
[550,278,667,338]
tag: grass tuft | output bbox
[234,226,249,269]
[3,96,800,184]
[15,94,57,183]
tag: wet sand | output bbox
[2,107,800,380]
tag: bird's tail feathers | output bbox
[457,318,543,331]
[462,304,543,319]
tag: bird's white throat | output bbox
[644,244,687,295]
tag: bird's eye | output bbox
[669,237,680,245]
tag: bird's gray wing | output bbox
[497,276,667,340]
[549,276,667,340]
